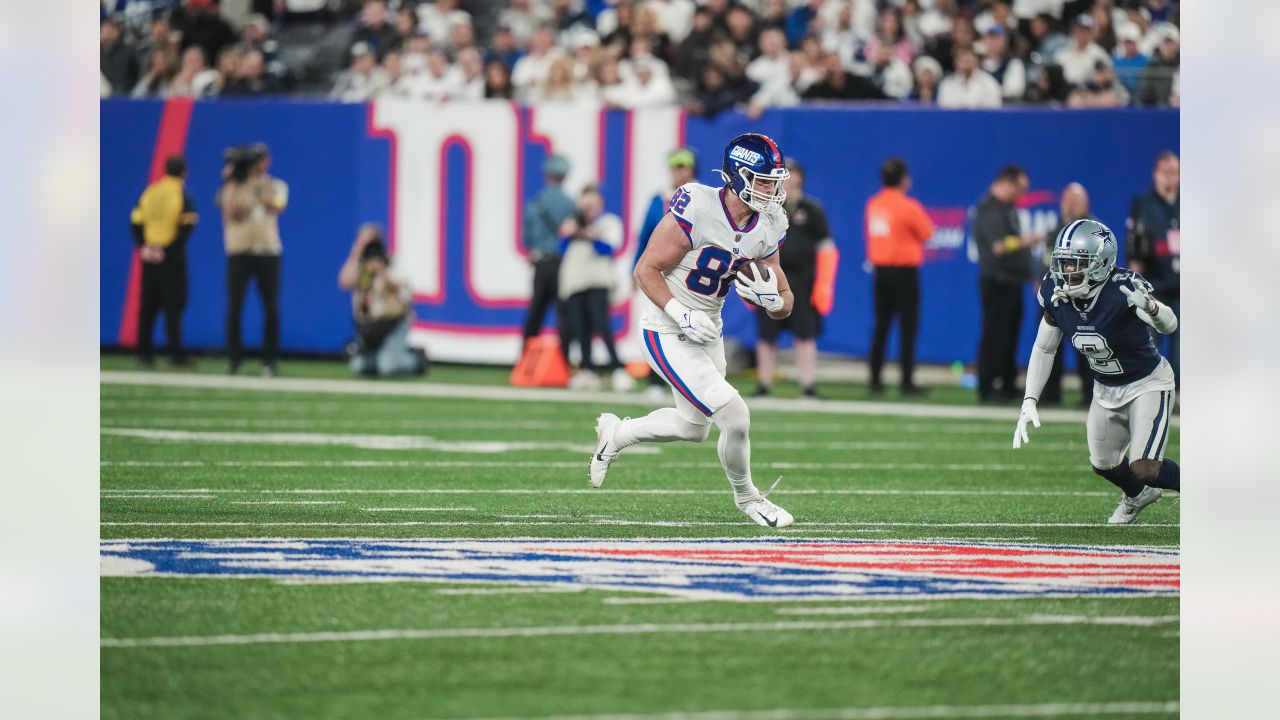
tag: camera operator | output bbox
[338,223,427,377]
[557,185,631,392]
[217,143,287,376]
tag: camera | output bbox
[223,143,267,183]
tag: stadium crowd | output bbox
[102,0,1180,111]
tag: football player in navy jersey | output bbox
[1013,218,1180,524]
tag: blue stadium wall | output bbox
[101,99,1178,367]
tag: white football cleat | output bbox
[739,496,794,529]
[589,413,622,488]
[1107,486,1162,525]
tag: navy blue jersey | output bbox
[1037,268,1162,387]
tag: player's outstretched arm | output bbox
[1120,283,1178,334]
[634,214,718,343]
[1014,314,1064,449]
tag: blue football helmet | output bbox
[717,132,789,215]
[1051,218,1118,299]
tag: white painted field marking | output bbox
[231,501,344,506]
[775,605,930,616]
[599,597,717,605]
[99,460,1050,472]
[101,487,1115,498]
[435,586,586,596]
[106,371,1151,425]
[100,428,600,454]
[100,614,1178,649]
[361,507,478,512]
[101,494,216,500]
[440,700,1180,720]
[100,520,1178,528]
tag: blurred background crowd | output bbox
[102,0,1180,112]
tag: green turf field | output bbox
[100,366,1178,720]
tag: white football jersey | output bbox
[640,182,789,334]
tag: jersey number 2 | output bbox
[1071,332,1124,375]
[686,246,747,297]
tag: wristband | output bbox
[1004,236,1020,252]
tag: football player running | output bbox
[1013,218,1180,524]
[588,133,796,528]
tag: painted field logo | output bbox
[101,539,1178,600]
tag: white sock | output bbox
[713,397,759,507]
[613,407,706,450]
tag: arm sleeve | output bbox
[1023,318,1064,402]
[911,199,935,243]
[175,191,198,245]
[1135,304,1178,334]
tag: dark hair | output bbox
[1155,151,1179,168]
[224,145,255,183]
[995,164,1027,184]
[164,155,186,178]
[880,157,908,188]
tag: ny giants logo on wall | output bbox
[923,190,1061,262]
[101,538,1179,600]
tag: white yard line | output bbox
[775,605,931,616]
[101,487,1114,497]
[104,371,1164,425]
[441,701,1180,720]
[100,427,599,454]
[434,586,586,596]
[100,614,1178,649]
[230,501,345,506]
[99,520,1178,528]
[99,460,1056,472]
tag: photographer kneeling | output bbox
[338,224,427,377]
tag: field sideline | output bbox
[101,365,1179,719]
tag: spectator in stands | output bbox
[596,56,630,108]
[621,55,677,107]
[865,157,934,397]
[417,0,472,49]
[980,26,1025,101]
[1137,25,1178,106]
[370,50,409,99]
[218,143,288,377]
[1024,61,1069,104]
[1029,12,1068,63]
[101,17,141,96]
[174,0,237,69]
[338,223,426,377]
[209,46,242,95]
[484,60,515,99]
[131,155,197,369]
[755,160,836,400]
[330,42,382,102]
[910,55,943,103]
[863,6,916,69]
[803,53,888,101]
[724,5,759,56]
[925,12,976,75]
[690,63,757,117]
[239,14,281,75]
[453,47,485,100]
[394,5,417,41]
[537,54,585,102]
[1040,182,1094,407]
[550,0,592,41]
[974,0,1015,36]
[449,21,478,57]
[868,42,915,100]
[745,27,800,115]
[168,46,221,97]
[785,0,822,48]
[569,30,601,84]
[413,49,460,100]
[1067,60,1129,107]
[520,155,576,354]
[650,0,695,45]
[1112,23,1148,95]
[222,48,280,95]
[350,0,399,60]
[937,46,1002,108]
[973,165,1038,403]
[1126,151,1180,389]
[131,47,178,97]
[1054,14,1109,86]
[1090,1,1118,52]
[134,12,179,70]
[672,6,716,82]
[558,185,629,392]
[600,0,637,53]
[500,0,551,48]
[820,2,861,72]
[486,25,524,71]
[512,27,559,102]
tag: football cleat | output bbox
[1107,486,1162,525]
[739,496,794,529]
[589,413,622,488]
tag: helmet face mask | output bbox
[720,133,789,215]
[1050,219,1118,299]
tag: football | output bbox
[739,259,770,284]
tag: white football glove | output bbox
[735,263,784,313]
[1118,283,1158,314]
[1012,398,1040,449]
[663,299,718,344]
